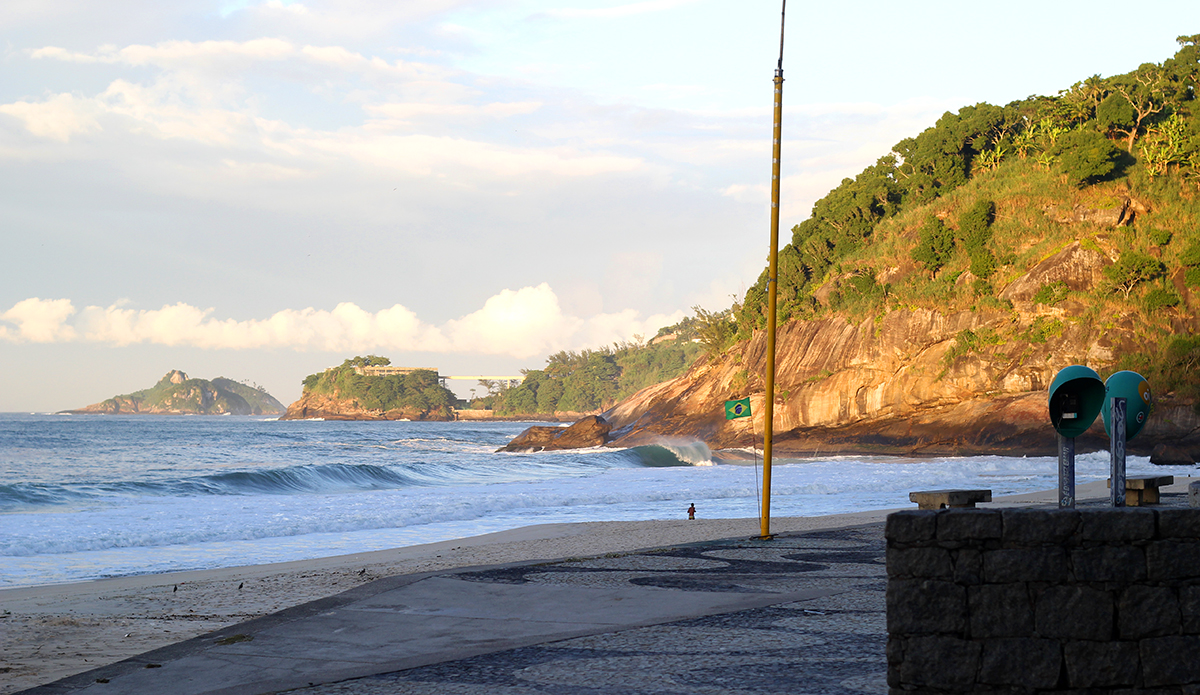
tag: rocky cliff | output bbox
[280,392,451,421]
[70,370,286,416]
[598,241,1200,461]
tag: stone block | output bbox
[1071,545,1147,582]
[1141,635,1200,686]
[1119,584,1181,639]
[985,547,1068,583]
[887,579,967,634]
[937,508,1002,542]
[886,546,952,579]
[898,635,982,690]
[1158,509,1200,538]
[1180,586,1200,634]
[1035,585,1114,640]
[886,510,938,544]
[969,584,1034,638]
[1079,508,1157,541]
[1063,641,1139,687]
[1147,540,1200,580]
[953,548,983,584]
[1002,508,1080,545]
[979,637,1061,688]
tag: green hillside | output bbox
[723,35,1200,406]
[77,370,286,415]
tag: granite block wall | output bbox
[886,508,1200,694]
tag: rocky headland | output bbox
[505,238,1200,462]
[280,392,451,421]
[69,370,286,416]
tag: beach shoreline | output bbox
[4,478,1193,694]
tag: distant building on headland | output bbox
[350,365,439,378]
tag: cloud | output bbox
[0,93,100,143]
[1,298,78,342]
[0,285,684,357]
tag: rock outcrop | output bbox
[497,416,613,452]
[280,392,451,421]
[595,304,1199,457]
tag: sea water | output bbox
[0,413,1192,588]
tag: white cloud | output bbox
[0,93,100,143]
[0,285,683,357]
[1,298,78,342]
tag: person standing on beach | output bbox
[687,503,696,520]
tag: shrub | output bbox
[1031,280,1070,306]
[1145,288,1181,311]
[1147,228,1173,246]
[958,199,995,252]
[911,217,955,273]
[969,249,997,279]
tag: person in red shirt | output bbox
[687,503,696,520]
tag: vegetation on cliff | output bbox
[297,356,456,419]
[722,35,1200,409]
[476,319,706,416]
[73,370,285,415]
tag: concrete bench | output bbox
[1108,475,1174,506]
[909,489,992,510]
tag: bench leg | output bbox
[1144,487,1160,504]
[1125,489,1144,506]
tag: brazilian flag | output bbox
[724,397,751,420]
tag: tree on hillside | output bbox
[342,355,391,368]
[1050,129,1122,186]
[1100,64,1169,149]
[911,217,955,273]
[1103,251,1165,297]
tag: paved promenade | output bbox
[22,524,889,695]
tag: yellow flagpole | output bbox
[761,0,785,540]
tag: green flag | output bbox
[724,397,751,420]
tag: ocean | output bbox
[0,413,1190,588]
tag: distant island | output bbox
[67,370,286,416]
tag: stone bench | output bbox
[1107,475,1174,506]
[908,489,991,510]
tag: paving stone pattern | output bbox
[300,525,888,695]
[887,507,1200,694]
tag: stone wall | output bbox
[886,508,1200,693]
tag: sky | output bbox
[1,0,1196,411]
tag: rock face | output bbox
[280,393,450,421]
[999,242,1110,302]
[498,416,613,452]
[592,303,1199,457]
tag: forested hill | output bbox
[476,316,710,416]
[594,35,1200,459]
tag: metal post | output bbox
[1058,433,1075,509]
[760,0,786,541]
[1111,397,1127,507]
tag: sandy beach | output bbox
[0,511,897,693]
